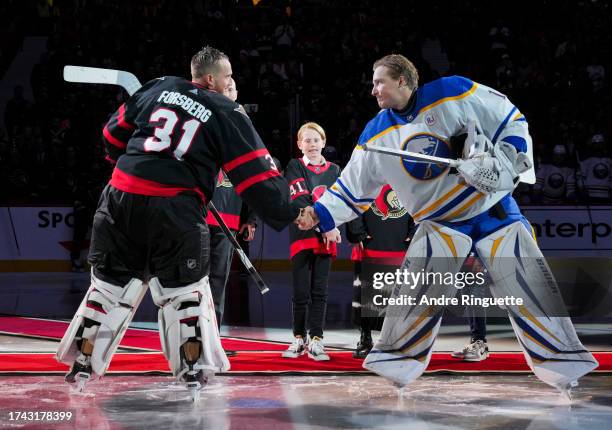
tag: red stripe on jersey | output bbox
[117,104,136,131]
[290,238,336,259]
[205,211,240,230]
[300,158,332,173]
[223,148,269,172]
[362,249,405,266]
[234,170,280,195]
[110,168,206,202]
[103,126,128,149]
[351,246,363,262]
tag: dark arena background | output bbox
[0,0,611,429]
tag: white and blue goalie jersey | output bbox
[315,76,535,232]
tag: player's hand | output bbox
[295,206,319,230]
[239,223,256,241]
[323,228,342,249]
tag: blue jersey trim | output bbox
[423,186,478,221]
[412,76,475,117]
[336,179,374,203]
[501,135,528,153]
[313,202,336,233]
[492,106,517,143]
[327,189,362,217]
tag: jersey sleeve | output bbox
[102,102,135,164]
[214,107,299,231]
[346,216,368,244]
[313,145,386,233]
[284,159,313,208]
[101,79,158,164]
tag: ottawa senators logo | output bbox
[217,171,233,188]
[371,186,407,220]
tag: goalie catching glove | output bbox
[457,139,532,194]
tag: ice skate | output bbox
[65,353,93,393]
[179,361,209,403]
[557,380,578,402]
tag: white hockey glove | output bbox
[457,141,532,194]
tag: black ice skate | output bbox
[65,354,92,393]
[180,361,208,402]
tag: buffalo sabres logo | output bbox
[400,133,450,180]
[371,188,407,220]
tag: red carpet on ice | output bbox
[1,317,610,374]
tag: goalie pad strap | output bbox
[149,277,230,377]
[56,273,148,377]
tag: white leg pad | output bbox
[149,277,230,377]
[364,221,472,386]
[56,272,148,377]
[476,221,598,389]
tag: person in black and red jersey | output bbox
[347,185,414,358]
[282,122,341,361]
[206,78,257,339]
[56,46,300,399]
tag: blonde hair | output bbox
[297,122,326,142]
[373,54,419,90]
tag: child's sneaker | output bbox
[307,336,330,361]
[463,340,489,362]
[282,336,307,358]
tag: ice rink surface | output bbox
[1,374,611,429]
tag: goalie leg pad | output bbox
[56,272,147,377]
[364,221,472,386]
[149,277,230,377]
[475,221,598,389]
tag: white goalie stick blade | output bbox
[362,143,460,168]
[63,66,142,96]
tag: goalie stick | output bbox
[63,65,270,295]
[362,143,460,167]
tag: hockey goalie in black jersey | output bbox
[56,47,299,400]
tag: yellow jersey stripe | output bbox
[440,192,484,221]
[412,183,465,220]
[419,83,478,114]
[365,124,403,145]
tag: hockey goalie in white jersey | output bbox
[296,54,597,396]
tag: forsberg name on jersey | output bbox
[157,91,212,123]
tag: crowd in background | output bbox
[1,0,611,206]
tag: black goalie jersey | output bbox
[102,76,297,230]
[285,157,340,258]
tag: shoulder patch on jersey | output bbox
[189,88,198,95]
